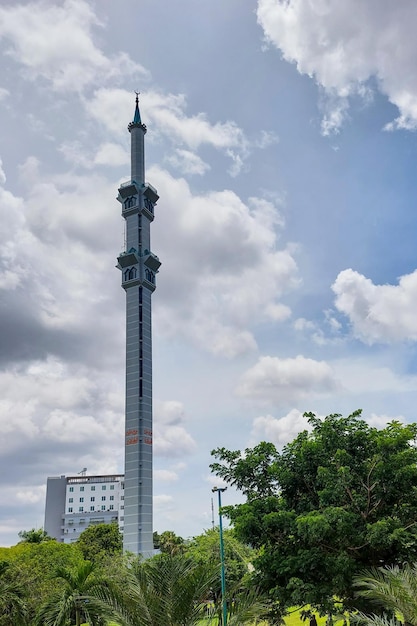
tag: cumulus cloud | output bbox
[367,413,403,429]
[154,469,179,482]
[332,267,417,343]
[0,356,124,486]
[86,87,277,176]
[0,0,145,92]
[257,0,417,132]
[237,355,340,405]
[154,401,197,458]
[165,149,210,176]
[0,157,6,184]
[249,409,311,447]
[152,167,299,357]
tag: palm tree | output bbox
[353,564,417,626]
[118,553,265,626]
[36,560,118,626]
[0,562,28,626]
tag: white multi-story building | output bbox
[44,474,124,543]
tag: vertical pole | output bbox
[217,488,227,626]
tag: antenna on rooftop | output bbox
[78,468,87,476]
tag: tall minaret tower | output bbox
[116,95,160,555]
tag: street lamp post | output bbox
[212,486,227,626]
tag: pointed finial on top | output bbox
[133,91,141,124]
[128,90,147,133]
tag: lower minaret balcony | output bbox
[143,251,161,272]
[117,248,139,269]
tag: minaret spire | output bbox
[128,92,147,185]
[133,91,141,124]
[116,94,161,556]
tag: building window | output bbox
[124,196,136,209]
[109,505,114,510]
[91,486,95,491]
[121,505,124,510]
[110,485,115,490]
[79,507,83,512]
[121,495,124,500]
[90,506,95,511]
[102,485,106,490]
[80,486,84,492]
[68,507,73,513]
[90,497,95,502]
[145,268,154,283]
[110,495,114,501]
[101,505,106,511]
[101,496,106,501]
[69,487,74,492]
[79,497,84,503]
[69,498,73,503]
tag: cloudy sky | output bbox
[2,0,417,545]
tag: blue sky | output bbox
[1,0,417,545]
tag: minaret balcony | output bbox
[143,251,161,272]
[144,182,159,204]
[118,180,140,198]
[116,248,139,269]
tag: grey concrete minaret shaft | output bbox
[116,96,161,555]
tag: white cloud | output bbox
[154,401,197,458]
[237,355,340,406]
[154,469,179,482]
[86,88,276,176]
[154,494,174,507]
[332,267,417,343]
[165,149,210,176]
[249,409,311,447]
[367,413,403,429]
[257,0,417,132]
[0,157,6,184]
[205,474,228,489]
[60,141,129,169]
[0,0,145,92]
[94,143,129,167]
[152,167,299,357]
[0,356,124,490]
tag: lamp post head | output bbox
[212,486,227,493]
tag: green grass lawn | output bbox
[284,608,345,626]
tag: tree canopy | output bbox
[210,411,417,613]
[76,522,122,563]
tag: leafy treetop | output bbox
[210,411,417,613]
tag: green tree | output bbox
[77,522,123,563]
[185,528,254,600]
[0,539,84,621]
[118,553,264,626]
[36,560,118,626]
[0,561,28,625]
[18,528,52,544]
[157,530,186,556]
[211,411,417,613]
